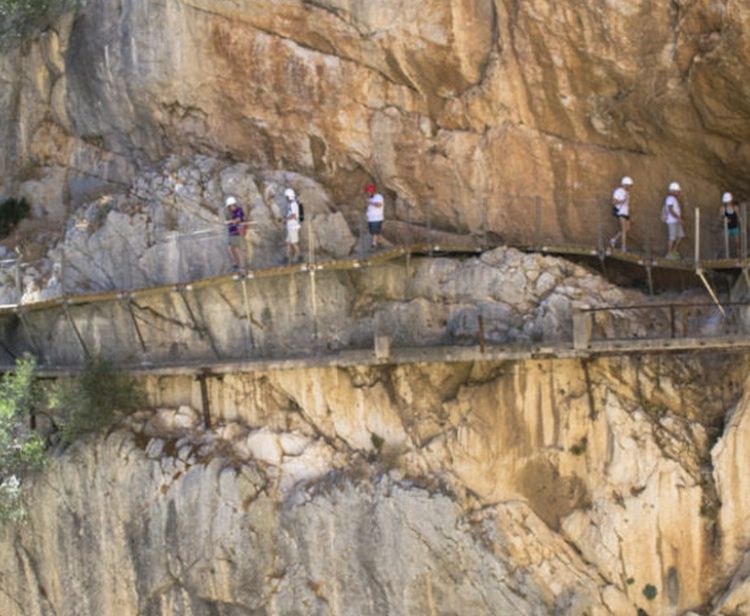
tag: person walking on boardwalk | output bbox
[284,188,301,263]
[365,183,385,249]
[224,196,247,271]
[720,192,740,258]
[609,176,633,252]
[662,181,685,259]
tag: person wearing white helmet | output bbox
[609,176,633,252]
[224,196,247,271]
[284,188,301,263]
[662,181,685,258]
[720,191,740,257]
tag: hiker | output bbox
[284,188,301,263]
[609,176,633,252]
[720,192,740,258]
[365,183,385,249]
[224,196,247,271]
[662,181,685,259]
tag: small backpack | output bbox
[612,204,619,217]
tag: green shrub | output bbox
[0,354,46,521]
[0,197,30,238]
[53,357,146,443]
[642,584,658,600]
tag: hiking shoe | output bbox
[609,238,616,249]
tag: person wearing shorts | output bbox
[720,192,740,257]
[365,183,384,248]
[609,176,633,252]
[662,182,685,258]
[284,188,301,263]
[224,196,246,271]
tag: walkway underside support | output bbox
[16,310,42,360]
[645,263,654,296]
[240,278,254,351]
[696,269,726,317]
[177,288,221,359]
[122,297,149,355]
[63,303,90,359]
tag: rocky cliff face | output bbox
[1,354,749,615]
[2,0,750,245]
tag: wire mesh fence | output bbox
[581,302,750,343]
[2,195,749,311]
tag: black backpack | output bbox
[298,201,305,223]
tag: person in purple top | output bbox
[224,196,247,271]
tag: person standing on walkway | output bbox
[284,188,301,263]
[365,183,385,249]
[609,176,633,252]
[662,181,685,259]
[720,192,741,258]
[224,196,247,271]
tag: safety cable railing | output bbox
[573,301,750,351]
[1,194,748,308]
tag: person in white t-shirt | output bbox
[365,183,385,249]
[284,188,301,263]
[662,181,685,258]
[609,176,633,252]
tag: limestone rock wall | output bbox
[2,0,750,246]
[1,354,749,615]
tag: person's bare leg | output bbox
[621,219,629,252]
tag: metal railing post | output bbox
[482,199,488,248]
[724,215,730,259]
[669,305,676,338]
[14,259,21,305]
[742,202,748,261]
[596,198,603,254]
[694,207,700,268]
[427,200,434,257]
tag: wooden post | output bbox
[197,372,211,429]
[669,305,676,338]
[573,311,592,350]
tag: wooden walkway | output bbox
[1,241,747,317]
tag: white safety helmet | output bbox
[621,176,634,186]
[284,188,296,200]
[668,181,681,192]
[722,192,733,203]
[225,196,237,207]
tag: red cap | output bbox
[364,183,376,194]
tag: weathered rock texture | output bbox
[2,0,750,250]
[1,354,749,615]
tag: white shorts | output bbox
[286,226,300,244]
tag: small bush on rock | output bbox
[54,357,146,443]
[0,355,46,521]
